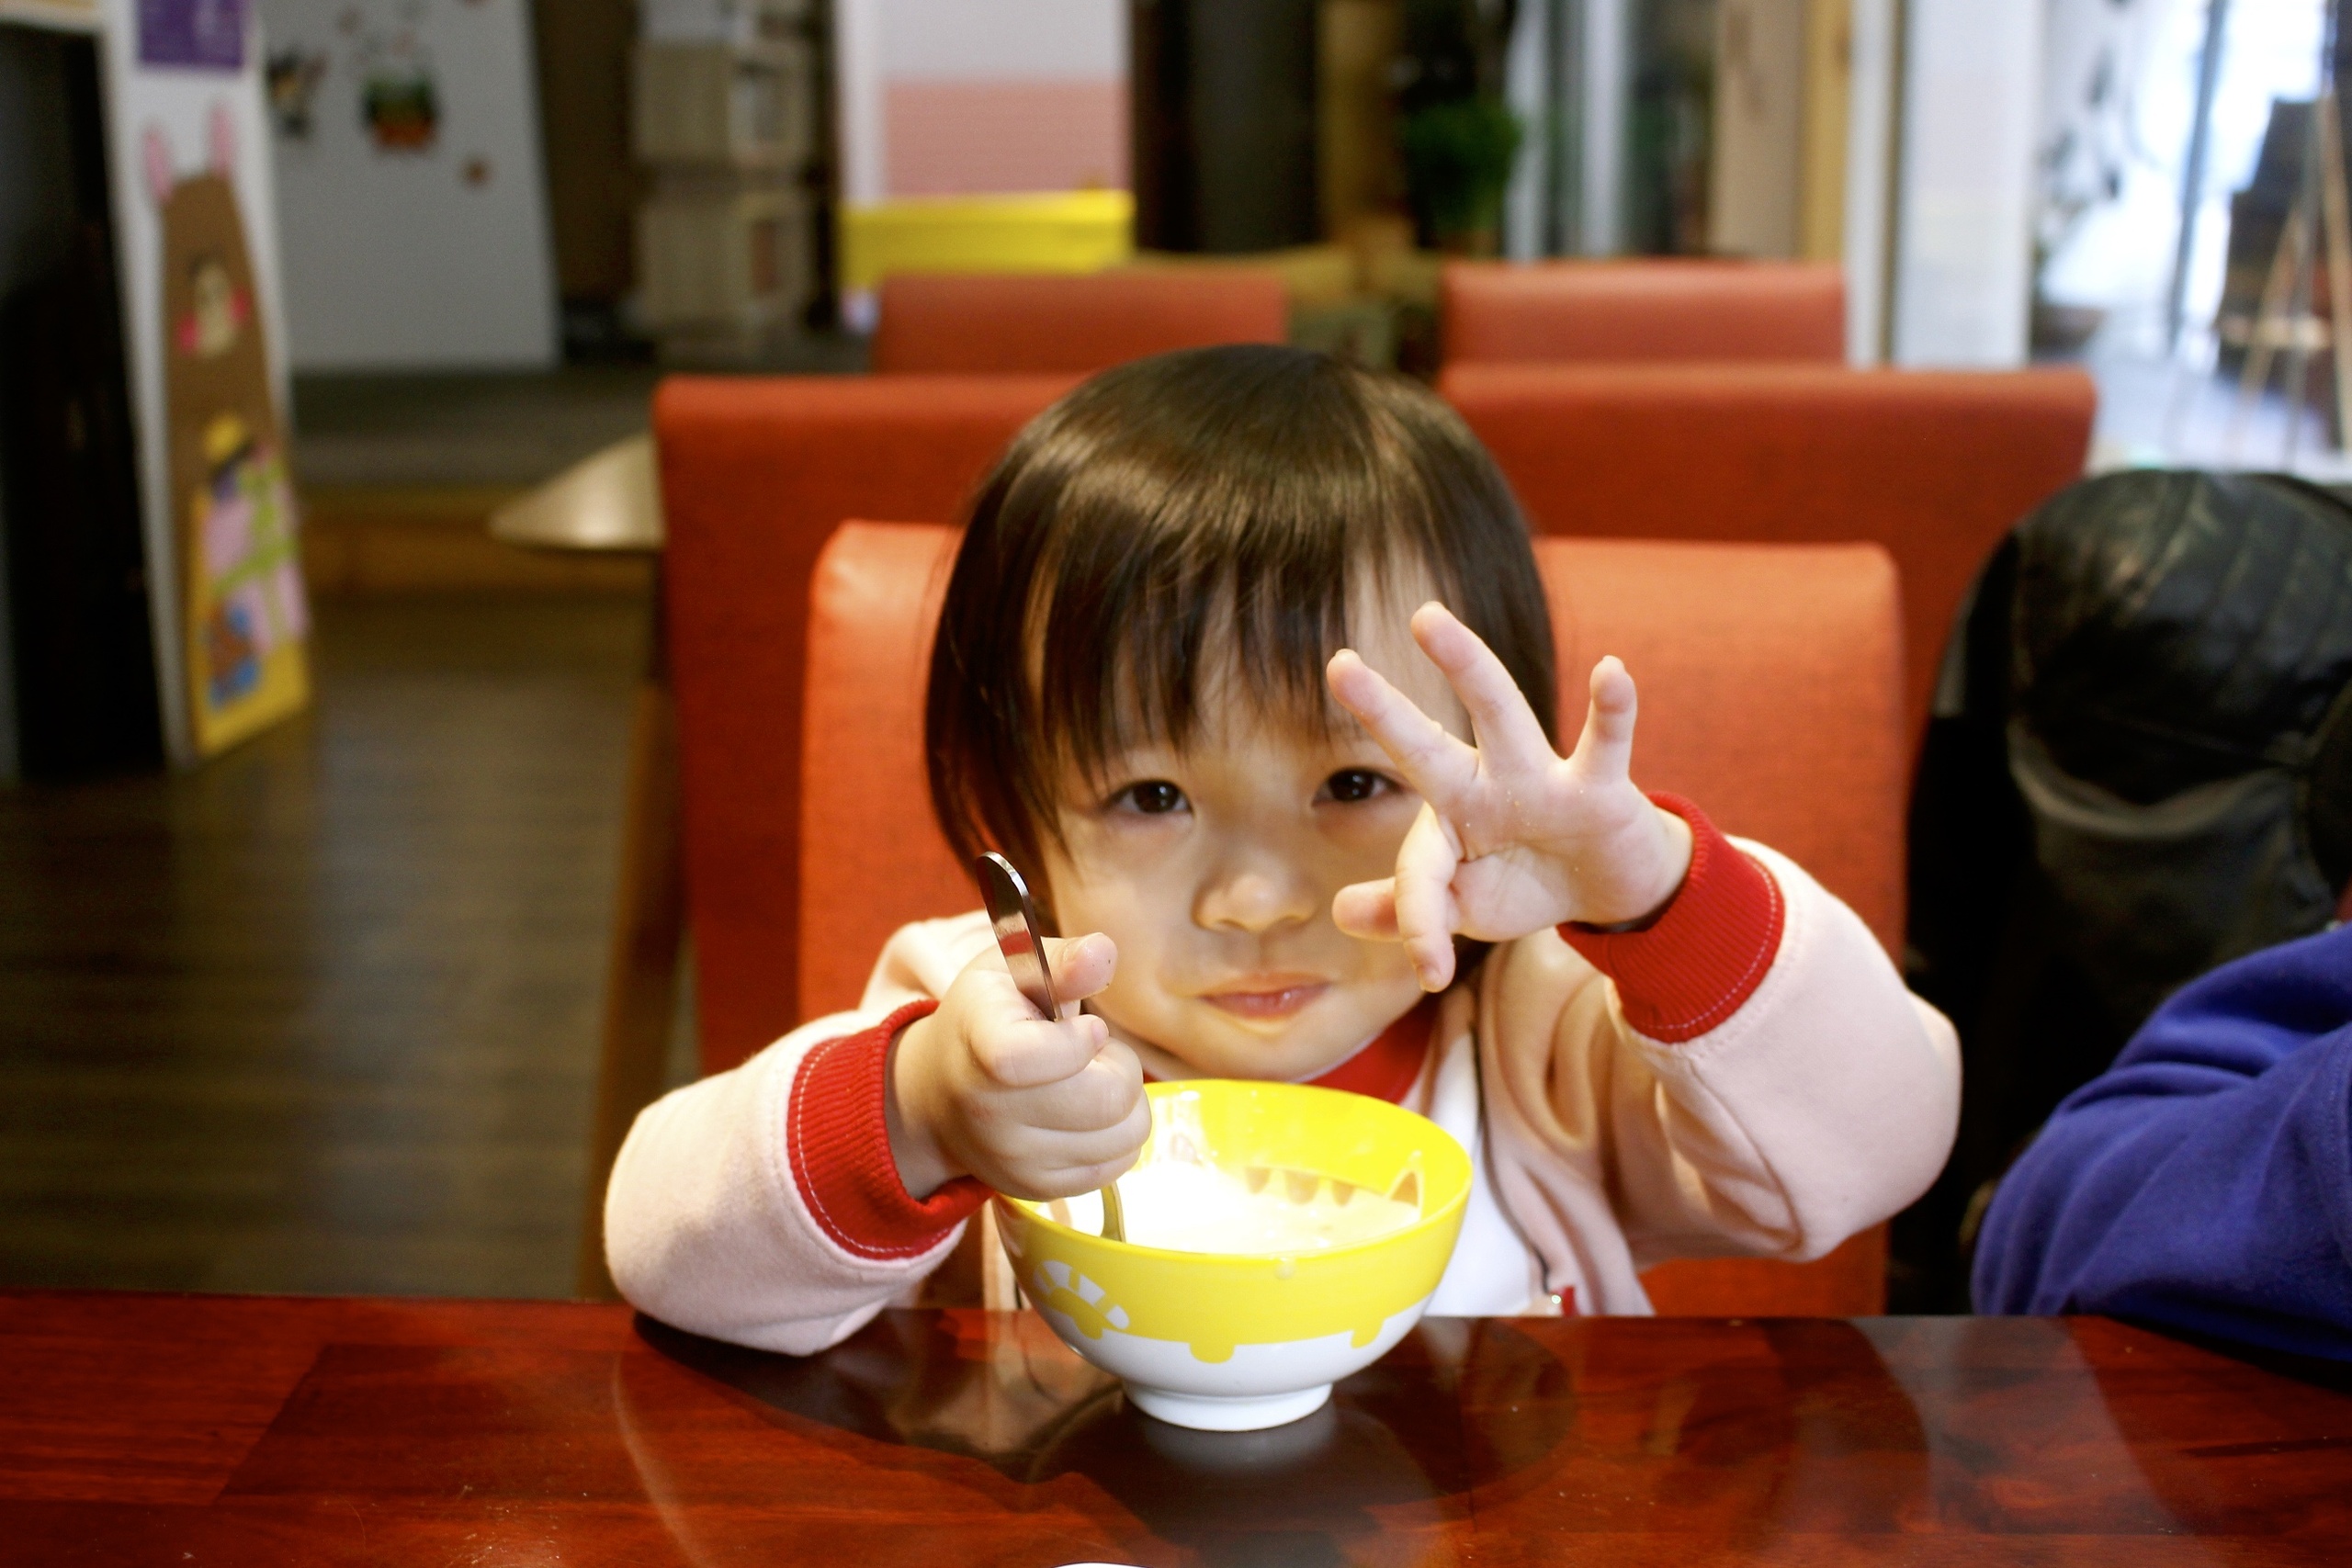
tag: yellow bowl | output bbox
[993,1079,1471,1431]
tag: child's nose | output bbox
[1194,862,1317,933]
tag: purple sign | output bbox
[139,0,248,72]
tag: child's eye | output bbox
[1112,780,1188,816]
[1319,769,1394,804]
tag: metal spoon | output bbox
[976,852,1128,1244]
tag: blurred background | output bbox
[0,0,2342,1303]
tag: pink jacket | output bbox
[605,803,1959,1352]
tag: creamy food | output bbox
[1057,1158,1419,1255]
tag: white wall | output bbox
[879,0,1119,77]
[836,0,1124,206]
[256,0,556,370]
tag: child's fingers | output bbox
[1045,932,1117,1010]
[1327,649,1476,803]
[1071,1088,1155,1174]
[1332,877,1401,940]
[1566,656,1639,784]
[1023,1140,1148,1201]
[970,1001,1108,1090]
[1013,1041,1144,1133]
[996,1091,1153,1200]
[1389,803,1462,990]
[1409,603,1555,772]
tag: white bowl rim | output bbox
[994,1178,1470,1265]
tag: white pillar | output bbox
[1502,0,1548,259]
[1888,0,2043,367]
[1842,0,1901,364]
[834,0,887,207]
[1578,0,1628,254]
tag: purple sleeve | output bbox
[1973,925,2352,1360]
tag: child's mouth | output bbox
[1200,980,1330,1021]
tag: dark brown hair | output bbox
[925,344,1555,910]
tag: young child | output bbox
[605,345,1960,1353]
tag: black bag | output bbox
[1893,469,2352,1312]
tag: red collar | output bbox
[1136,995,1439,1105]
[1300,995,1437,1104]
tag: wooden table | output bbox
[5,1292,2347,1564]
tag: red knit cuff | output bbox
[1557,794,1784,1044]
[786,998,989,1259]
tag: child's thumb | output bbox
[1570,655,1639,779]
[1046,932,1118,1003]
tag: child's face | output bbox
[1039,602,1467,1082]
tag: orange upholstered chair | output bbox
[656,375,1078,1070]
[1441,259,1848,367]
[1441,363,2097,735]
[870,270,1289,374]
[796,521,1907,1314]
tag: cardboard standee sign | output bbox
[146,107,309,754]
[98,0,305,763]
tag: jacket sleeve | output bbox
[1481,801,1961,1292]
[1972,926,2352,1359]
[605,998,990,1352]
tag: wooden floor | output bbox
[291,367,663,489]
[0,593,663,1299]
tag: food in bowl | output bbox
[1052,1157,1423,1256]
[994,1079,1471,1432]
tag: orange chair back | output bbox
[1442,259,1847,366]
[656,375,1077,1070]
[1442,362,2096,736]
[870,270,1289,374]
[798,521,1907,1313]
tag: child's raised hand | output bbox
[1326,603,1694,991]
[886,931,1151,1201]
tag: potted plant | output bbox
[1395,0,1522,254]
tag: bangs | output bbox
[1027,446,1456,784]
[926,345,1555,916]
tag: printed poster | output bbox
[138,0,247,69]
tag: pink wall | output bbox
[883,80,1129,197]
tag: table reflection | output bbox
[604,1310,2352,1564]
[621,1310,1586,1564]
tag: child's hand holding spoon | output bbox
[885,856,1149,1218]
